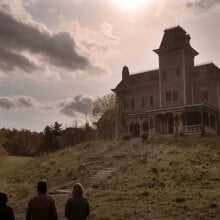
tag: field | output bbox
[0,137,220,219]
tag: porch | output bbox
[123,103,219,138]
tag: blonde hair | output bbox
[72,183,84,196]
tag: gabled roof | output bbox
[190,63,220,78]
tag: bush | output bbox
[123,135,130,140]
[141,132,148,140]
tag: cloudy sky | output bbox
[0,0,220,131]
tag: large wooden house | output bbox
[110,26,220,139]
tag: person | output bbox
[0,192,15,220]
[26,180,58,220]
[65,183,90,220]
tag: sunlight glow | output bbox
[112,0,152,11]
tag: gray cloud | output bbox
[0,9,93,73]
[0,47,39,73]
[187,0,220,10]
[59,95,93,117]
[0,95,52,110]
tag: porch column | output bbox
[177,112,183,135]
[208,113,211,128]
[150,115,156,136]
[140,120,143,135]
[200,111,205,135]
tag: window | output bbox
[163,67,180,79]
[163,70,167,79]
[150,96,154,106]
[124,97,135,110]
[166,90,172,102]
[123,101,127,110]
[201,89,208,102]
[142,95,154,108]
[166,88,179,103]
[176,68,180,76]
[131,99,135,109]
[142,97,146,108]
[173,89,178,101]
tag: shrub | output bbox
[123,135,130,140]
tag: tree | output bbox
[53,121,62,136]
[43,125,53,153]
[92,93,116,120]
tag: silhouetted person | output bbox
[26,180,58,220]
[65,183,90,220]
[0,192,15,220]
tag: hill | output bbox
[0,137,220,219]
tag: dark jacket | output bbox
[65,195,90,220]
[26,193,58,220]
[0,204,15,220]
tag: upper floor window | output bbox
[142,95,154,108]
[163,67,180,79]
[201,89,208,102]
[123,97,134,110]
[166,88,179,103]
[131,99,135,109]
[123,100,127,110]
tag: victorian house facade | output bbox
[111,26,220,139]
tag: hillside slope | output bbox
[0,137,220,220]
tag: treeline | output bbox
[0,122,96,156]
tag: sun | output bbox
[112,0,151,11]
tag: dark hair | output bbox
[0,192,8,205]
[37,180,47,193]
[72,183,84,196]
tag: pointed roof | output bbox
[154,26,198,56]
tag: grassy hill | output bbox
[0,137,220,220]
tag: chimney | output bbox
[122,66,129,80]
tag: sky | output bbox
[0,0,220,131]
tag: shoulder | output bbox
[82,196,89,203]
[4,204,12,210]
[28,195,37,203]
[45,194,55,202]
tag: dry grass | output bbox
[0,137,220,220]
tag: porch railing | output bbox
[182,124,203,134]
[205,126,217,136]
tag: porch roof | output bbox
[146,103,218,114]
[126,103,218,119]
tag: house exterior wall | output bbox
[192,80,219,108]
[159,49,186,108]
[110,26,220,139]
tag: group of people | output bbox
[0,181,90,220]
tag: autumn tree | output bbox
[92,93,116,120]
[1,128,43,156]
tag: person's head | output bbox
[0,192,8,205]
[37,180,47,193]
[72,183,84,196]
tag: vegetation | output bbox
[0,122,96,156]
[0,137,220,220]
[92,93,116,120]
